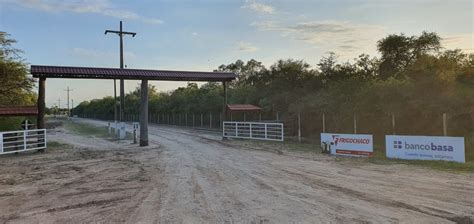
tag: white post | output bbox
[353,115,357,134]
[322,113,326,133]
[298,112,301,142]
[250,123,253,138]
[443,113,447,136]
[0,133,3,153]
[235,122,238,137]
[280,124,284,141]
[23,131,27,150]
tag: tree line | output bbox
[74,32,472,140]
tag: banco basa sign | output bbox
[321,133,373,157]
[386,135,465,163]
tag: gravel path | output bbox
[0,118,473,223]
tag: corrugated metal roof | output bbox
[0,106,38,116]
[227,104,262,111]
[30,65,237,81]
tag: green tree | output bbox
[0,32,35,105]
[377,31,441,79]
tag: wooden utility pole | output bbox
[105,21,136,122]
[64,86,73,117]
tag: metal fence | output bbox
[0,129,47,155]
[223,122,284,141]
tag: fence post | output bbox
[298,112,301,142]
[185,113,188,126]
[0,133,3,153]
[209,113,212,129]
[392,114,396,135]
[219,113,222,128]
[23,131,27,150]
[259,113,262,121]
[236,122,239,137]
[276,112,279,121]
[264,123,267,140]
[353,115,357,134]
[201,113,203,127]
[193,113,195,127]
[243,113,246,121]
[322,113,326,133]
[250,123,253,138]
[443,113,447,136]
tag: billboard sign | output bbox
[386,135,465,163]
[321,133,373,157]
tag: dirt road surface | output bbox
[0,118,473,223]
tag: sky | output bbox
[0,0,473,107]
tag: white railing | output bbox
[223,122,284,141]
[0,129,47,155]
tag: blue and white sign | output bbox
[386,135,465,163]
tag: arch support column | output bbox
[37,77,46,129]
[139,79,148,146]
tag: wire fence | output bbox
[77,111,473,149]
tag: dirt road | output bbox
[1,118,473,223]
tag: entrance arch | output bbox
[31,65,236,146]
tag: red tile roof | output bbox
[227,104,262,112]
[31,65,237,82]
[0,106,38,116]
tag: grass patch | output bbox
[47,141,68,148]
[63,121,133,141]
[367,151,474,173]
[64,122,109,138]
[280,139,474,172]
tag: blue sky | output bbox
[1,0,472,107]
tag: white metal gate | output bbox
[0,129,47,155]
[223,122,284,141]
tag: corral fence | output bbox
[0,129,47,155]
[223,121,284,141]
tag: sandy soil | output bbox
[0,118,473,223]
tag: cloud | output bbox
[5,0,163,25]
[442,34,474,53]
[192,32,198,36]
[242,0,275,14]
[252,20,386,56]
[236,42,258,52]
